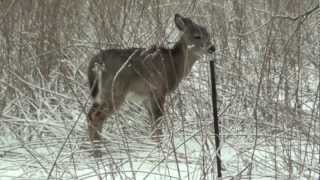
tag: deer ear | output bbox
[174,14,185,31]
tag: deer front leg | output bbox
[145,95,165,142]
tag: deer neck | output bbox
[172,39,199,78]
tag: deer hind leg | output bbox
[88,102,111,143]
[87,102,111,157]
[145,95,165,142]
[88,82,128,156]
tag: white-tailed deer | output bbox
[87,14,214,147]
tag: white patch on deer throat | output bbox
[195,51,205,58]
[187,44,195,49]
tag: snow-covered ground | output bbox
[1,116,319,180]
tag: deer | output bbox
[87,14,215,154]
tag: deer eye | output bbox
[194,35,201,39]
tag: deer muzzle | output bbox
[207,45,215,54]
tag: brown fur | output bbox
[87,14,215,147]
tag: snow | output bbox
[1,124,319,180]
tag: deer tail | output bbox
[88,62,104,99]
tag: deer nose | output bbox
[207,45,215,54]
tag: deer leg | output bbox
[87,102,113,157]
[145,95,165,142]
[88,102,110,143]
[87,81,128,157]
